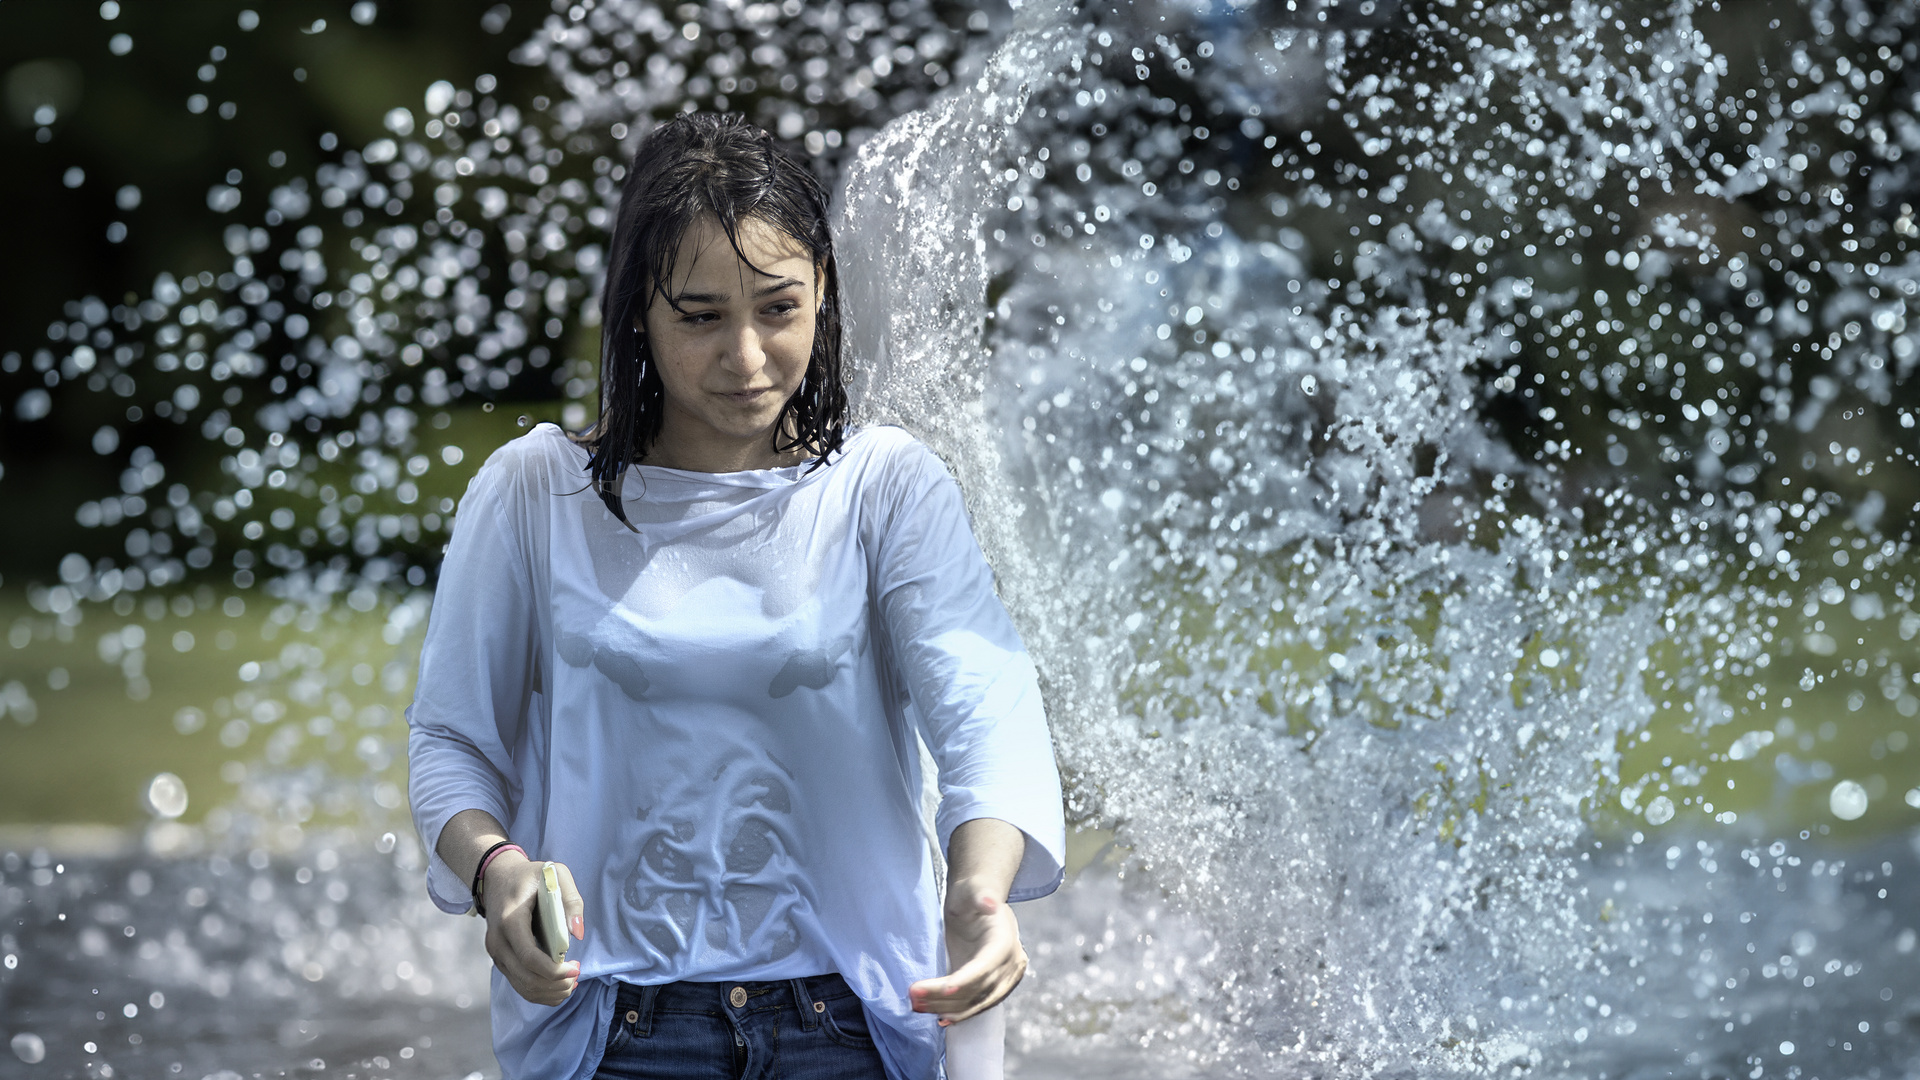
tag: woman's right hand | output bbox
[481,851,586,1006]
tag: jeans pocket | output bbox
[817,994,875,1048]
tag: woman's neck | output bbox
[641,418,808,473]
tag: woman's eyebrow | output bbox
[669,289,729,305]
[752,277,805,298]
[667,278,804,305]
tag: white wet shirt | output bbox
[406,423,1066,1080]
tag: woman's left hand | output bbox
[910,886,1028,1026]
[908,818,1030,1026]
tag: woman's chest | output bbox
[543,486,876,705]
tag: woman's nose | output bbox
[718,324,766,377]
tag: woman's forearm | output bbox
[944,817,1025,913]
[437,807,513,892]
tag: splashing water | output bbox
[4,1,1920,1077]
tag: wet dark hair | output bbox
[580,112,846,526]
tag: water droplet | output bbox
[377,832,397,854]
[1643,796,1675,826]
[10,1032,44,1064]
[145,773,188,819]
[1829,780,1868,821]
[1299,374,1317,396]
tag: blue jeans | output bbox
[593,974,889,1079]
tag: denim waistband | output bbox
[609,973,855,1034]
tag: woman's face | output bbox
[641,214,823,470]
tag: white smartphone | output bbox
[533,862,569,963]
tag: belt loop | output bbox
[633,984,660,1038]
[790,978,820,1031]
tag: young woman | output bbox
[406,113,1065,1080]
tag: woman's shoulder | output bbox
[839,424,944,474]
[464,422,586,504]
[836,425,960,517]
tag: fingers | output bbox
[492,912,580,1004]
[552,861,586,941]
[937,896,1025,1022]
[482,860,580,1006]
[912,947,1026,1024]
[910,902,1028,1024]
[485,927,547,1003]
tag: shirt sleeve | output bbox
[869,436,1066,903]
[405,451,542,914]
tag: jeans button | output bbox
[625,1010,639,1024]
[813,1001,825,1013]
[729,986,748,1008]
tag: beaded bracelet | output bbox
[471,840,525,918]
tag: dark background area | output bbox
[2,1,551,332]
[0,0,557,577]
